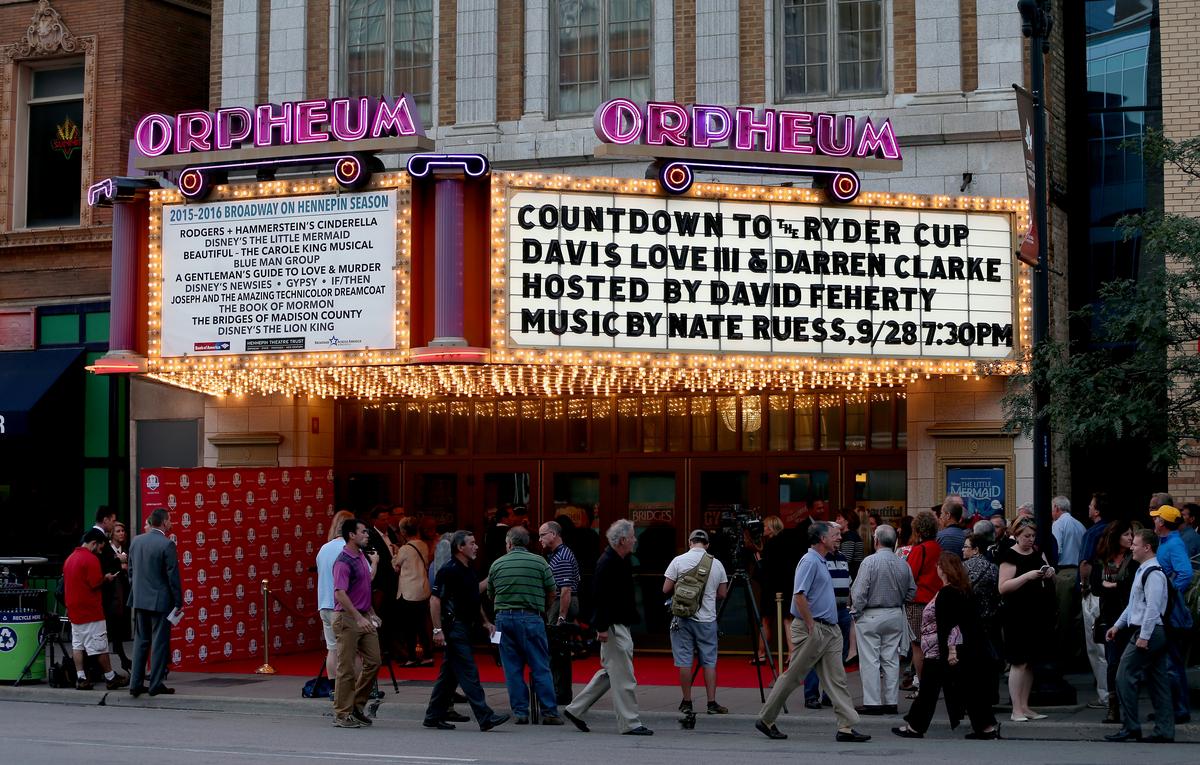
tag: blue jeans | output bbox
[1166,640,1189,718]
[425,622,493,724]
[806,606,852,701]
[496,610,559,718]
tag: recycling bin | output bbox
[0,608,45,682]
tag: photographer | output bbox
[664,530,730,717]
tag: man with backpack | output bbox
[663,529,729,718]
[1104,528,1176,743]
[1148,497,1194,724]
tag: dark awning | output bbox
[0,348,82,437]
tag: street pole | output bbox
[1019,0,1053,564]
[1018,0,1075,705]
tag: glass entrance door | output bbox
[623,466,682,640]
[474,461,537,569]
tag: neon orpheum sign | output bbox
[593,99,902,200]
[133,95,425,157]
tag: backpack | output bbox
[1140,565,1194,633]
[1183,557,1200,628]
[302,675,332,698]
[670,553,715,619]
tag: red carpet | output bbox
[190,649,815,688]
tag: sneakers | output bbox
[707,701,729,714]
[679,699,693,714]
[106,674,130,690]
[332,715,363,728]
[351,708,373,726]
[76,677,93,690]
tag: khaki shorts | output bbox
[71,619,109,654]
[320,608,337,650]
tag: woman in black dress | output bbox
[892,552,1000,739]
[997,518,1056,722]
[1088,519,1139,724]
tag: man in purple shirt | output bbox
[332,518,382,729]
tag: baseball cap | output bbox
[689,529,709,543]
[1150,504,1182,523]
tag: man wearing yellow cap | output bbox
[1148,493,1194,724]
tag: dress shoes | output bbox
[563,710,590,732]
[148,685,175,696]
[422,719,456,730]
[622,726,653,736]
[444,710,470,723]
[129,685,148,698]
[856,704,898,715]
[1104,728,1142,743]
[891,725,923,738]
[964,724,1001,740]
[452,691,469,703]
[836,729,872,743]
[755,720,787,740]
[804,698,823,710]
[479,713,510,731]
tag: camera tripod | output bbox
[686,565,783,710]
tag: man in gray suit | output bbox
[128,507,182,697]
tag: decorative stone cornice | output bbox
[15,0,81,58]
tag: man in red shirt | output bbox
[64,529,129,690]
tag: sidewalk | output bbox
[3,660,1197,742]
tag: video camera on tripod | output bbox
[716,504,763,572]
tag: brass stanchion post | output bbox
[775,593,784,678]
[255,578,276,674]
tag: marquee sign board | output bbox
[158,189,398,357]
[501,183,1020,362]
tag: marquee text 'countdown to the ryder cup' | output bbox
[508,191,1016,360]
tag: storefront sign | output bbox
[506,189,1017,360]
[159,190,398,357]
[594,99,901,161]
[134,96,424,158]
[947,466,1006,518]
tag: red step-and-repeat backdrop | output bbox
[140,467,334,670]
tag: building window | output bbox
[777,0,884,99]
[343,0,434,128]
[21,64,84,228]
[554,0,652,116]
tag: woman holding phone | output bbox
[997,517,1056,722]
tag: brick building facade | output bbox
[0,0,209,553]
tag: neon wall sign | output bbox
[134,95,425,158]
[593,99,901,161]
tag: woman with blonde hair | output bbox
[754,515,792,664]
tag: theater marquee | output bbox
[494,174,1027,365]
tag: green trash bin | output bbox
[0,609,46,682]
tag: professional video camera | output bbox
[715,504,763,572]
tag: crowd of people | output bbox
[58,490,1197,745]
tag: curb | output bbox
[2,685,1196,742]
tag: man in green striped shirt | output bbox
[487,526,563,725]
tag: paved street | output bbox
[2,697,1197,765]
